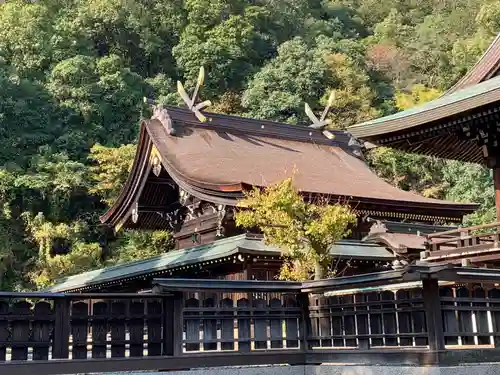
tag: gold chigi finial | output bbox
[305,90,336,139]
[177,66,212,122]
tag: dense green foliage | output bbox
[0,0,497,289]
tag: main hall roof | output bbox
[101,106,476,230]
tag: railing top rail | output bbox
[0,292,162,299]
[301,269,412,292]
[426,222,500,240]
[152,264,500,294]
[4,264,500,299]
[152,278,302,293]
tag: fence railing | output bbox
[423,222,500,264]
[4,264,500,374]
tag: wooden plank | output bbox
[341,294,356,347]
[92,301,108,359]
[410,288,427,346]
[0,351,307,375]
[354,294,369,349]
[308,295,320,348]
[147,300,162,356]
[220,298,234,351]
[440,287,458,346]
[129,301,145,357]
[367,292,383,347]
[488,288,500,347]
[457,287,474,345]
[253,298,267,350]
[318,296,332,348]
[52,298,70,359]
[0,300,8,361]
[426,222,500,239]
[285,295,299,349]
[269,298,283,349]
[426,243,497,259]
[237,298,250,353]
[185,297,200,352]
[11,301,31,360]
[380,291,397,347]
[328,295,344,348]
[110,301,126,358]
[203,297,217,351]
[32,301,52,361]
[71,301,89,359]
[472,287,490,345]
[396,290,412,346]
[423,280,445,351]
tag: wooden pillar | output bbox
[162,292,184,356]
[243,259,253,280]
[422,278,445,351]
[495,168,500,223]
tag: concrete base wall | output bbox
[75,363,500,375]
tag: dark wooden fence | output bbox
[5,264,500,374]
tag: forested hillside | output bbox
[0,0,497,290]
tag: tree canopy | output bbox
[235,177,356,280]
[0,0,496,288]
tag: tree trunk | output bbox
[314,259,325,280]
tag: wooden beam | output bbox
[147,176,176,187]
[495,168,500,222]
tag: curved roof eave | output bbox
[100,122,153,228]
[348,33,500,141]
[348,74,500,140]
[100,120,244,229]
[446,33,500,95]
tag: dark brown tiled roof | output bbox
[101,107,477,230]
[149,119,464,205]
[446,33,500,94]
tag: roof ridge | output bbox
[161,106,355,148]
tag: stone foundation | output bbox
[74,363,500,375]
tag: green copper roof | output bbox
[46,235,394,293]
[348,74,500,139]
[330,240,395,260]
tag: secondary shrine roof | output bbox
[347,33,500,165]
[362,220,457,254]
[46,234,395,293]
[349,74,500,142]
[446,33,500,94]
[101,106,477,230]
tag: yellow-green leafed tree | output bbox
[24,213,102,289]
[88,143,136,206]
[235,177,356,281]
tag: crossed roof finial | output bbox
[177,66,212,122]
[305,91,336,140]
[143,66,212,132]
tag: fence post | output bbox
[163,292,184,356]
[52,297,71,359]
[298,292,311,353]
[422,278,445,351]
